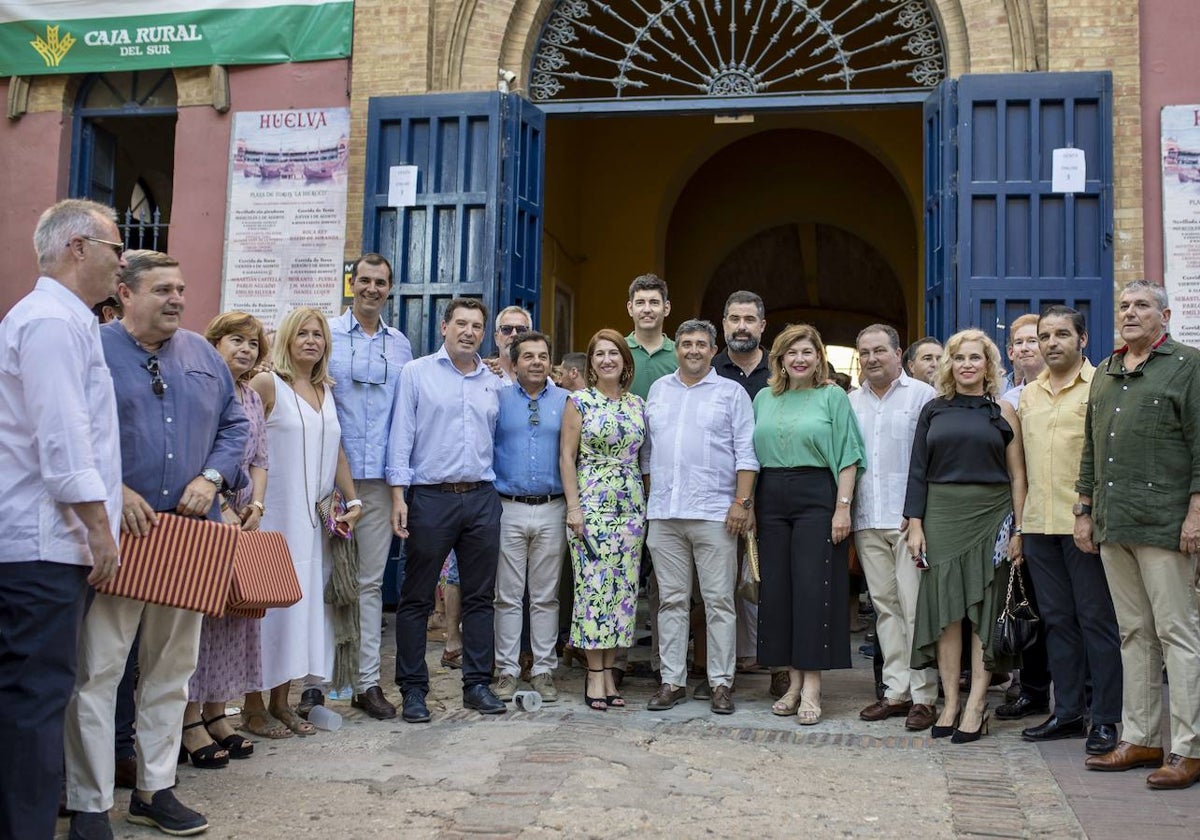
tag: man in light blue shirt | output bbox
[327,253,413,721]
[642,320,758,715]
[387,298,505,721]
[492,331,569,703]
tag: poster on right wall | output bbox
[1162,105,1200,348]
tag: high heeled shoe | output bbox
[930,708,960,739]
[178,720,229,768]
[951,705,991,744]
[583,667,608,711]
[604,667,626,708]
[203,713,253,759]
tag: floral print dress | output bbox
[568,387,646,649]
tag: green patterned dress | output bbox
[567,387,646,649]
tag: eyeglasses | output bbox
[498,324,530,336]
[527,399,540,426]
[145,355,165,397]
[81,235,124,257]
[350,330,388,385]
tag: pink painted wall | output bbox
[0,60,349,326]
[1140,0,1200,284]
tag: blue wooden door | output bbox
[923,81,957,342]
[925,72,1114,360]
[76,120,117,206]
[362,92,545,356]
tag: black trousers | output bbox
[1014,563,1052,702]
[1023,534,1123,722]
[0,561,89,840]
[394,484,501,693]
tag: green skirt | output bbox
[910,483,1020,673]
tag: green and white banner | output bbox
[0,0,353,76]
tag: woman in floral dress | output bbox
[560,328,646,711]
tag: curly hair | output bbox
[766,323,830,396]
[584,328,634,392]
[933,329,1004,399]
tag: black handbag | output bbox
[994,564,1040,656]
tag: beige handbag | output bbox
[737,531,761,604]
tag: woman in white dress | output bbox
[243,307,361,736]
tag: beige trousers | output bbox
[355,479,396,691]
[1100,542,1200,757]
[494,497,567,676]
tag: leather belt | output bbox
[498,493,564,506]
[430,481,487,493]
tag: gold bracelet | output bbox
[251,500,265,514]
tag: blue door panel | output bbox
[500,95,546,325]
[923,80,956,340]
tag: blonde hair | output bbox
[205,311,268,381]
[1007,313,1039,347]
[934,329,1004,399]
[767,323,830,396]
[272,307,334,386]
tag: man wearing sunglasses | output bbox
[66,250,248,839]
[488,306,533,382]
[327,254,413,721]
[0,200,124,840]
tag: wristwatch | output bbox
[1072,503,1092,517]
[201,468,223,489]
[837,496,852,507]
[735,496,753,510]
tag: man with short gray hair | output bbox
[642,320,758,714]
[490,305,533,382]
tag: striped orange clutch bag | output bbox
[227,530,300,618]
[99,514,239,618]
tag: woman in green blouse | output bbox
[752,323,865,724]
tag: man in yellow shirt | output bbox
[1017,306,1121,756]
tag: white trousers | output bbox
[855,528,938,705]
[65,592,202,812]
[494,498,567,677]
[355,479,395,691]
[648,519,737,688]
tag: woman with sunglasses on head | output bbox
[243,308,361,736]
[178,312,274,764]
[559,328,647,711]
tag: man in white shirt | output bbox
[642,320,758,714]
[0,199,123,840]
[849,324,938,731]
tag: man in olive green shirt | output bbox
[624,273,677,400]
[1075,280,1200,789]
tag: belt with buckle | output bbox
[431,481,486,493]
[498,493,564,506]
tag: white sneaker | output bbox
[493,674,518,701]
[529,672,558,702]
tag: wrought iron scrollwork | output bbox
[529,0,947,101]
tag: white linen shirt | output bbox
[641,368,758,522]
[848,371,935,531]
[0,277,121,566]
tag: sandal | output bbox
[238,709,293,740]
[204,713,254,758]
[604,668,625,708]
[583,668,608,712]
[440,648,463,670]
[797,694,822,726]
[271,706,316,736]
[772,688,801,716]
[178,720,229,769]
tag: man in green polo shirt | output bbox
[625,273,677,399]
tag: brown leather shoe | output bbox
[859,699,912,721]
[114,755,137,789]
[1147,754,1200,790]
[905,703,938,731]
[710,685,734,715]
[646,684,687,711]
[351,686,397,720]
[1084,741,1164,772]
[769,670,789,699]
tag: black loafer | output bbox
[126,789,208,836]
[69,811,113,840]
[1085,722,1119,755]
[996,695,1049,720]
[297,687,325,719]
[463,683,507,715]
[1022,714,1086,741]
[401,689,432,723]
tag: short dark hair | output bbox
[120,250,180,291]
[628,273,668,302]
[91,295,122,322]
[1038,305,1087,338]
[509,330,550,364]
[561,352,586,371]
[902,336,941,368]
[675,319,717,344]
[351,252,393,284]
[723,290,764,320]
[443,297,488,325]
[856,323,900,352]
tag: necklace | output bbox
[292,378,325,528]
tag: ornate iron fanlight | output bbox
[530,0,946,101]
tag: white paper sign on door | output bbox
[1051,148,1086,193]
[387,165,418,207]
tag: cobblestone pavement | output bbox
[54,630,1196,839]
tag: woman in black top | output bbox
[905,329,1027,743]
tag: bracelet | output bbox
[219,499,230,511]
[1012,527,1023,536]
[251,500,265,514]
[568,506,581,513]
[345,498,363,510]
